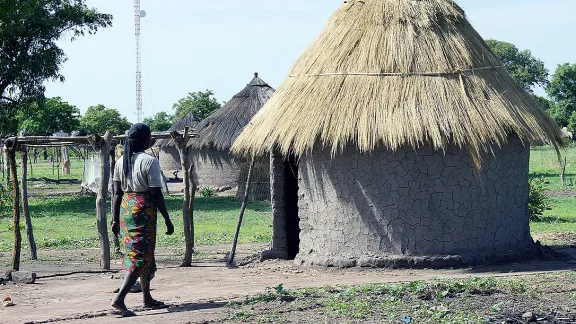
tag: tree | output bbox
[533,95,554,111]
[143,111,173,132]
[547,100,576,128]
[18,97,80,135]
[486,40,549,92]
[80,105,131,135]
[547,63,576,103]
[172,90,221,121]
[0,0,112,136]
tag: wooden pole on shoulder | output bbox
[5,138,21,271]
[88,132,113,270]
[228,155,256,267]
[20,149,37,260]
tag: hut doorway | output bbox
[283,155,300,259]
[266,152,301,261]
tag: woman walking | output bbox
[111,123,174,317]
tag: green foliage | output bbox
[528,178,550,222]
[200,187,215,198]
[533,95,554,111]
[172,90,221,121]
[0,0,112,136]
[0,182,12,218]
[547,100,573,128]
[486,39,549,92]
[568,110,576,135]
[18,97,81,135]
[547,63,576,103]
[142,111,173,132]
[546,64,576,128]
[80,104,131,135]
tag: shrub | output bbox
[0,182,12,218]
[528,178,550,221]
[200,187,215,198]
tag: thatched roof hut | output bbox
[156,113,200,172]
[233,0,563,267]
[191,73,275,151]
[190,73,275,199]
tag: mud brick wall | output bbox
[191,148,240,189]
[295,137,532,267]
[159,147,181,173]
[236,155,271,201]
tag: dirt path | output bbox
[2,244,576,324]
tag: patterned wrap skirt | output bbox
[121,192,157,286]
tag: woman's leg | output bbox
[142,274,160,307]
[112,272,139,311]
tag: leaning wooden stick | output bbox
[228,155,256,266]
[20,149,37,260]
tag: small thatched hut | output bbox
[156,113,201,174]
[233,0,563,267]
[190,73,275,198]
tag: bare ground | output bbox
[1,242,576,324]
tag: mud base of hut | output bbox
[283,242,562,269]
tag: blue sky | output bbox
[44,0,576,123]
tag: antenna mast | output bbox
[134,0,143,123]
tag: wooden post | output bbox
[88,132,113,270]
[20,149,37,260]
[170,127,195,267]
[0,145,4,183]
[228,155,256,266]
[561,157,567,187]
[5,139,22,271]
[28,148,33,178]
[110,144,120,254]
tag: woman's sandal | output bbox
[111,302,137,317]
[142,300,167,310]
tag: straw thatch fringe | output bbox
[232,0,562,167]
[190,74,275,151]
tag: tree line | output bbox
[486,40,576,134]
[12,90,221,136]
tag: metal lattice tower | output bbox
[134,0,143,123]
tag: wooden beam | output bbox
[88,132,113,270]
[5,138,21,271]
[170,127,195,267]
[20,149,37,260]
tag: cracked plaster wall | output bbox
[158,146,240,188]
[191,148,240,189]
[295,137,533,266]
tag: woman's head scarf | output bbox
[123,123,151,177]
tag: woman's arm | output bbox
[111,181,124,236]
[150,187,174,235]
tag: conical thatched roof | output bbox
[190,73,275,150]
[232,0,562,166]
[155,113,201,148]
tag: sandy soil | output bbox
[1,243,576,324]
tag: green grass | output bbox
[12,161,85,181]
[227,272,576,323]
[529,146,576,235]
[529,146,576,191]
[0,195,271,251]
[531,197,576,233]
